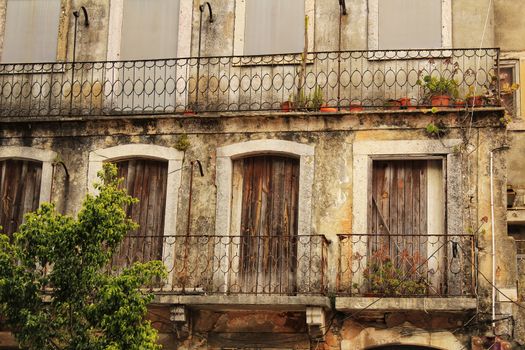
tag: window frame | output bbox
[216,139,314,238]
[215,140,315,294]
[87,144,184,286]
[353,140,461,237]
[367,0,452,51]
[0,0,69,63]
[0,146,56,204]
[352,140,462,294]
[107,0,193,61]
[233,0,315,57]
[500,59,521,119]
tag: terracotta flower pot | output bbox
[281,101,294,112]
[320,106,338,112]
[454,99,466,108]
[466,96,484,107]
[430,95,451,107]
[349,103,364,112]
[398,97,416,110]
[385,99,402,110]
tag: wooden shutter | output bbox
[237,155,299,294]
[369,160,430,278]
[0,159,42,237]
[112,158,168,267]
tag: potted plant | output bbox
[360,248,429,296]
[465,86,485,107]
[288,85,331,112]
[349,101,364,112]
[385,98,402,110]
[281,97,294,112]
[418,75,459,107]
[398,97,416,110]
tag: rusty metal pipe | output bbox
[186,160,204,236]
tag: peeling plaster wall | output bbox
[1,0,523,348]
[0,109,510,348]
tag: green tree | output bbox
[0,163,166,350]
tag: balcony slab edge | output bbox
[335,296,477,312]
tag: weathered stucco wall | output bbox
[508,131,525,189]
[0,108,512,348]
[494,0,525,52]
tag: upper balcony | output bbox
[0,48,500,119]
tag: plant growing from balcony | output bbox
[361,248,429,296]
[0,163,167,350]
[288,85,325,111]
[418,75,459,107]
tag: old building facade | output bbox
[0,0,523,349]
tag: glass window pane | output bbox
[244,0,304,55]
[121,0,180,60]
[2,0,61,63]
[378,0,442,49]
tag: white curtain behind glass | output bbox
[244,0,304,55]
[2,0,61,63]
[121,0,180,60]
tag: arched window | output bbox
[0,159,42,236]
[215,140,315,294]
[0,147,56,238]
[88,144,183,283]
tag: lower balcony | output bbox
[109,234,331,310]
[336,234,477,313]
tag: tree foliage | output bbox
[0,163,166,350]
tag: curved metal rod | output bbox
[73,6,89,27]
[199,2,214,23]
[339,0,347,16]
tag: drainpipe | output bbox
[186,160,204,236]
[489,145,509,328]
[71,7,89,114]
[196,2,214,110]
[337,0,348,110]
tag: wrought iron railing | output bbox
[109,234,329,296]
[0,48,499,117]
[337,234,476,297]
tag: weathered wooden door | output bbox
[368,159,444,294]
[111,158,168,269]
[237,155,300,294]
[0,159,42,238]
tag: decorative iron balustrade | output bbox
[337,234,476,297]
[0,48,499,117]
[109,234,329,296]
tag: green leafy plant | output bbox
[289,85,325,111]
[0,163,167,350]
[425,121,447,138]
[362,248,429,296]
[175,134,191,151]
[418,75,459,98]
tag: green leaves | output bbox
[0,163,166,350]
[418,75,459,98]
